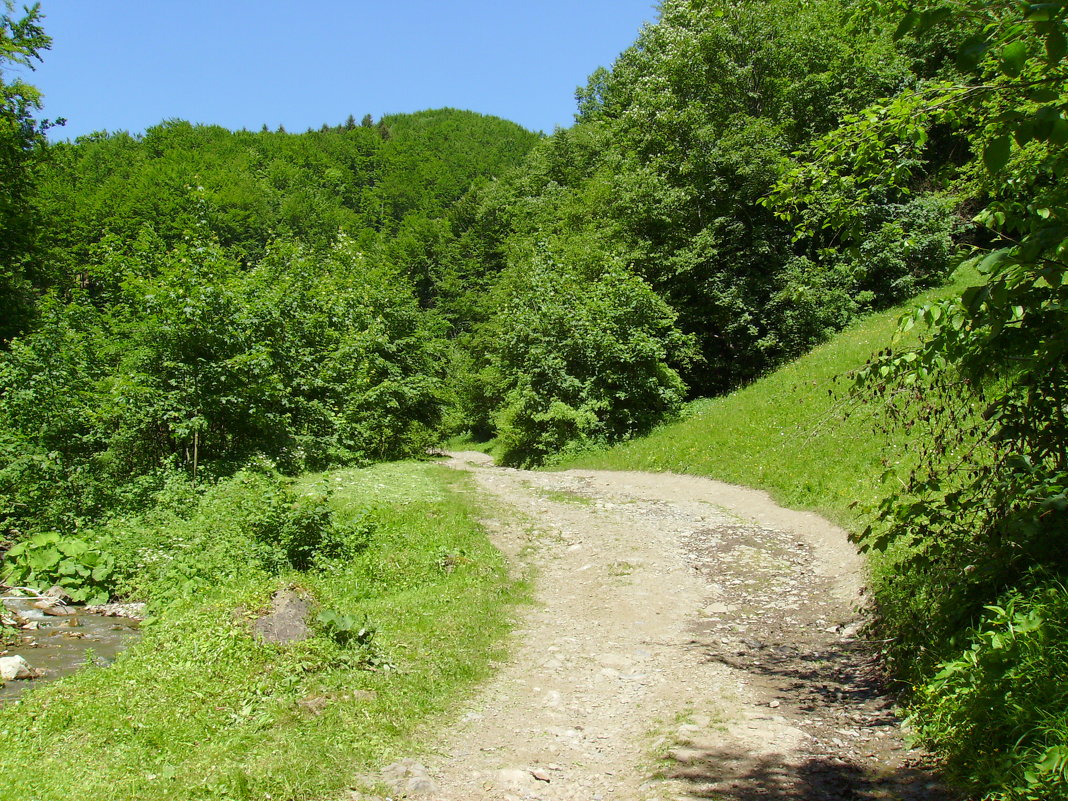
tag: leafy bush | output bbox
[100,468,375,607]
[0,231,448,542]
[1,531,114,604]
[316,608,376,648]
[910,584,1068,800]
[482,254,695,466]
[244,481,374,574]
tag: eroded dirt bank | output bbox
[361,452,952,801]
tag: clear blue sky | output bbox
[24,1,659,140]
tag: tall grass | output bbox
[0,462,521,801]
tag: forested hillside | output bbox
[0,101,539,537]
[431,0,963,466]
[1,0,1066,797]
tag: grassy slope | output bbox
[0,463,522,801]
[559,267,980,532]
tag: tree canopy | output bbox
[0,1,51,341]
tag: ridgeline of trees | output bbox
[1,72,540,532]
[1,0,1066,796]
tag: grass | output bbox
[557,266,981,532]
[0,462,522,801]
[534,487,596,506]
[442,433,500,459]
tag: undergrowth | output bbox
[909,582,1068,800]
[0,461,520,800]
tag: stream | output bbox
[1,597,141,702]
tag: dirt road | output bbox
[368,453,951,801]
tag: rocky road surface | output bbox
[359,452,953,801]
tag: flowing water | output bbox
[1,597,140,702]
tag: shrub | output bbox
[910,583,1068,800]
[100,468,375,607]
[484,254,695,466]
[0,232,448,541]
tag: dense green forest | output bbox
[1,0,1066,798]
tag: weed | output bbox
[537,488,595,506]
[1,532,114,604]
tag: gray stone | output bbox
[495,768,537,792]
[0,655,33,681]
[252,588,313,644]
[405,776,439,796]
[41,604,77,617]
[44,585,73,602]
[380,758,435,795]
[83,602,148,620]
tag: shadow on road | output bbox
[668,744,952,800]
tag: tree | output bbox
[0,1,52,342]
[773,0,1067,634]
[772,2,1068,795]
[479,0,943,395]
[478,249,695,466]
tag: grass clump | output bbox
[0,461,519,801]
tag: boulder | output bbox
[0,655,33,681]
[44,585,73,603]
[252,588,313,644]
[41,604,77,617]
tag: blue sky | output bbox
[24,1,659,140]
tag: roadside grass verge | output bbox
[556,266,981,532]
[0,462,520,801]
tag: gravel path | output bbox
[362,452,952,801]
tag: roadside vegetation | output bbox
[559,264,982,528]
[1,0,1065,797]
[0,461,520,800]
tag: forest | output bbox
[1,0,1066,798]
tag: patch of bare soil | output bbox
[357,453,953,801]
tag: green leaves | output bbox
[894,6,952,40]
[0,3,53,341]
[983,135,1013,173]
[484,254,693,466]
[1046,26,1067,63]
[956,33,991,72]
[774,2,1068,796]
[317,609,376,648]
[2,531,115,605]
[910,586,1068,798]
[1000,40,1031,77]
[0,231,448,520]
